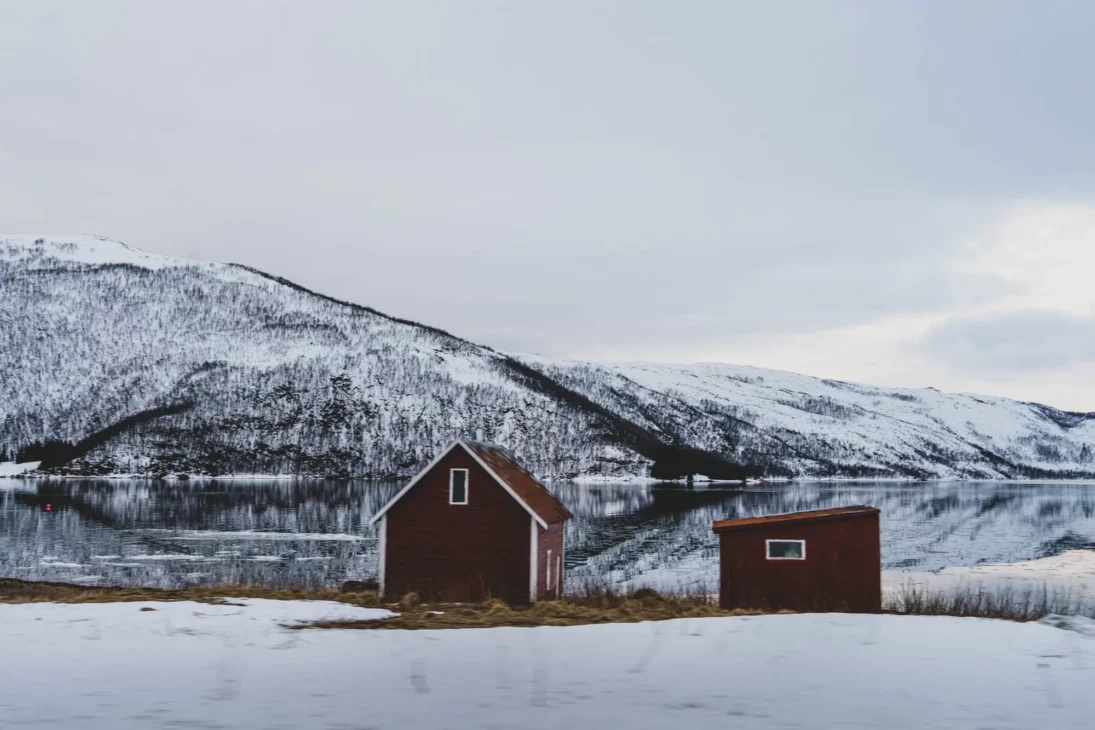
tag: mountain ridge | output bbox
[3,234,1094,480]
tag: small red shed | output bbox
[713,506,881,613]
[369,441,573,604]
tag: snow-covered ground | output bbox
[0,461,40,477]
[943,550,1095,584]
[1,601,1093,729]
[884,549,1095,600]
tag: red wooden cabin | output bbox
[369,441,573,604]
[713,506,881,613]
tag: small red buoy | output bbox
[46,504,51,511]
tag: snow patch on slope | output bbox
[0,234,191,270]
[0,461,40,477]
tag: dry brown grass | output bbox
[0,578,751,630]
[13,577,1084,630]
[884,580,1095,622]
[0,578,383,608]
[306,586,758,631]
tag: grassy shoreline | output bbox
[0,578,748,628]
[3,577,1093,630]
[0,578,362,606]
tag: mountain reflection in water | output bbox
[2,479,1095,590]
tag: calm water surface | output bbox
[2,479,1095,590]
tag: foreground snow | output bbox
[1,603,1093,729]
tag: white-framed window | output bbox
[766,539,805,560]
[546,549,553,590]
[449,468,469,505]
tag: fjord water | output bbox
[2,479,1094,590]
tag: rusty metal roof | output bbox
[368,440,573,527]
[712,506,879,533]
[463,441,574,525]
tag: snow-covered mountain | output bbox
[517,357,1095,479]
[3,234,1094,480]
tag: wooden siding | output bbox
[718,512,881,613]
[536,521,565,601]
[384,449,531,604]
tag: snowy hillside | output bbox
[2,234,1094,479]
[518,357,1095,479]
[0,235,651,479]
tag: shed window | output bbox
[766,539,805,560]
[449,469,468,505]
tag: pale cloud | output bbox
[680,313,949,389]
[916,203,1095,387]
[658,204,1095,409]
[922,309,1095,372]
[954,203,1095,315]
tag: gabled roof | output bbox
[712,506,879,533]
[369,441,574,528]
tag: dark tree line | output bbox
[649,445,762,481]
[15,440,75,464]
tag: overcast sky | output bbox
[3,1,1095,410]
